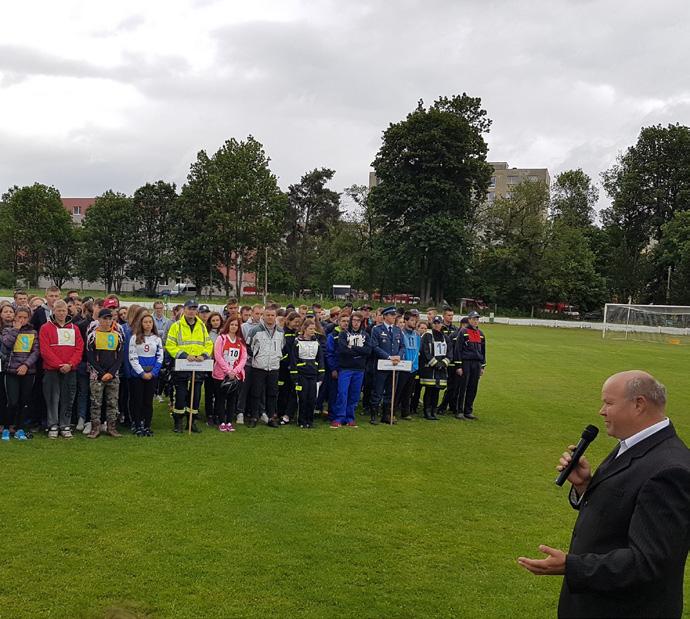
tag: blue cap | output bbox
[381,306,397,316]
[183,299,199,308]
[467,311,480,318]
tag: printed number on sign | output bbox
[13,334,35,353]
[57,328,76,347]
[95,331,118,351]
[223,347,240,362]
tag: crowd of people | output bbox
[0,287,487,440]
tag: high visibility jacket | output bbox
[165,318,213,360]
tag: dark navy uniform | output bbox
[453,321,486,419]
[419,325,451,420]
[369,309,404,424]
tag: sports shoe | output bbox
[236,413,244,425]
[329,421,341,429]
[260,413,269,425]
[48,426,59,439]
[280,415,290,425]
[82,422,92,435]
[1,429,10,441]
[15,429,27,440]
[219,423,227,432]
[144,427,154,437]
[267,418,280,428]
[346,421,358,428]
[76,418,85,432]
[226,423,235,432]
[61,427,73,439]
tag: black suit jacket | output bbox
[558,423,690,618]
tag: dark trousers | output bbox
[74,362,90,423]
[0,373,7,426]
[456,361,482,416]
[370,370,397,416]
[362,362,375,411]
[214,378,239,424]
[43,370,77,429]
[395,371,415,416]
[410,374,422,412]
[237,365,253,416]
[31,368,47,427]
[4,373,34,428]
[326,374,338,419]
[423,385,440,414]
[297,375,317,426]
[118,376,131,424]
[278,373,298,421]
[173,372,204,414]
[204,374,217,420]
[250,368,279,420]
[130,377,157,427]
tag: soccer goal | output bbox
[602,304,690,344]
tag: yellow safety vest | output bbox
[165,318,213,359]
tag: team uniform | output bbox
[334,325,371,426]
[165,316,213,432]
[289,335,325,428]
[454,323,486,419]
[128,333,164,435]
[86,326,125,437]
[212,333,247,428]
[396,327,420,419]
[278,326,298,424]
[369,311,404,424]
[418,327,451,420]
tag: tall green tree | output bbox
[653,211,690,305]
[129,181,178,293]
[79,191,136,293]
[601,123,690,300]
[177,137,286,296]
[550,169,598,228]
[0,183,76,287]
[285,168,341,292]
[370,94,493,303]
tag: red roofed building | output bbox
[61,197,95,224]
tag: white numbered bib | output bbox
[297,340,319,360]
[223,347,240,362]
[57,328,76,347]
[433,340,447,357]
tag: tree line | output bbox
[1,94,689,311]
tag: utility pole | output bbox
[666,265,672,304]
[263,245,268,306]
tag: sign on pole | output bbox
[175,358,214,372]
[377,359,412,372]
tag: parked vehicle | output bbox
[167,283,198,297]
[544,302,580,319]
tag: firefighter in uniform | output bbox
[165,299,213,433]
[453,310,486,420]
[437,306,458,415]
[418,317,452,420]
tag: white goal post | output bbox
[602,303,690,344]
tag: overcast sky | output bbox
[1,0,688,213]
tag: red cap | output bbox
[103,298,119,309]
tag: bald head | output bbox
[600,371,667,440]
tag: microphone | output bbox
[555,424,599,486]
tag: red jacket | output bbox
[39,317,84,370]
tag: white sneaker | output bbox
[260,413,269,425]
[48,426,59,439]
[76,418,85,432]
[236,413,244,425]
[82,422,92,435]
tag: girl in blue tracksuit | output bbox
[334,311,372,427]
[325,314,350,423]
[128,313,164,436]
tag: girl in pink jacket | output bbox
[212,312,247,432]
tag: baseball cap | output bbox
[198,304,210,313]
[102,298,119,309]
[184,299,199,308]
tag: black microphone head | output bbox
[582,424,599,442]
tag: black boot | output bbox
[190,415,202,433]
[423,408,434,420]
[369,411,379,425]
[172,414,183,433]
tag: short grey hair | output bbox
[625,376,667,408]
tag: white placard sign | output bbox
[377,359,412,372]
[175,358,214,372]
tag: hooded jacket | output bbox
[39,315,84,371]
[1,323,40,374]
[248,320,284,372]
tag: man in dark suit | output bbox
[518,370,690,618]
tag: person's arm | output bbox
[165,322,185,359]
[67,325,84,368]
[25,330,41,370]
[39,324,62,369]
[370,327,389,360]
[234,342,247,377]
[151,337,164,377]
[201,323,213,359]
[317,340,326,378]
[567,467,690,592]
[481,330,487,368]
[213,336,232,377]
[105,336,125,375]
[1,327,19,350]
[128,335,145,377]
[86,337,107,377]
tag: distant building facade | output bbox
[487,162,550,202]
[61,197,95,224]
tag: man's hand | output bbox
[17,364,28,376]
[480,368,485,376]
[331,370,338,380]
[143,372,152,380]
[456,367,463,376]
[517,545,566,575]
[390,356,400,366]
[59,364,71,374]
[558,444,592,495]
[101,373,113,382]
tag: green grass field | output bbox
[2,325,689,619]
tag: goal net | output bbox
[603,304,690,344]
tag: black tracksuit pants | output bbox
[214,378,239,424]
[4,374,34,428]
[297,375,317,426]
[456,360,482,416]
[130,377,157,428]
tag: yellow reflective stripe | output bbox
[295,385,302,391]
[297,362,306,366]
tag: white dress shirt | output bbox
[616,417,670,458]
